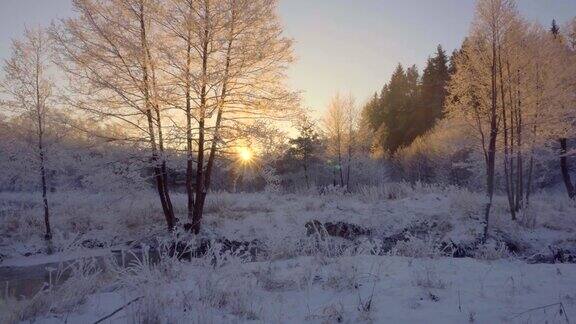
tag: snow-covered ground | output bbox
[1,184,575,323]
[8,255,574,324]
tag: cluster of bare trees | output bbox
[323,93,358,189]
[0,0,296,238]
[447,0,576,240]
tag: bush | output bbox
[392,118,477,186]
[473,241,511,260]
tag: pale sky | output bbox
[1,0,575,116]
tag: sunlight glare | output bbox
[238,147,253,163]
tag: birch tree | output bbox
[324,92,356,188]
[52,0,177,230]
[157,0,222,223]
[447,0,518,240]
[178,0,296,233]
[550,20,576,200]
[345,95,358,188]
[324,93,347,187]
[0,28,54,240]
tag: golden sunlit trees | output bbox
[324,93,357,188]
[447,0,518,240]
[520,25,576,203]
[0,28,54,240]
[181,0,296,233]
[489,22,576,208]
[156,0,206,224]
[448,0,576,238]
[552,19,576,200]
[53,0,296,234]
[345,94,359,187]
[52,0,177,231]
[325,94,346,187]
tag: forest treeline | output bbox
[0,0,575,242]
[362,46,451,155]
[288,2,576,241]
[352,8,576,239]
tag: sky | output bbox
[1,0,575,117]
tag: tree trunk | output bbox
[192,116,206,234]
[191,10,210,234]
[185,103,195,222]
[146,15,175,224]
[185,31,195,222]
[346,141,352,189]
[526,66,541,207]
[515,154,523,211]
[500,53,515,220]
[484,129,497,241]
[154,107,175,222]
[337,136,344,187]
[332,167,337,187]
[560,138,576,199]
[484,37,499,242]
[35,48,52,241]
[525,154,534,206]
[192,2,237,234]
[514,85,523,212]
[140,1,174,231]
[146,110,174,231]
[303,159,310,189]
[37,119,51,240]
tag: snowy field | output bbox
[1,184,575,323]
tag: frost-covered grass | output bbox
[1,184,575,323]
[7,254,576,323]
[0,257,103,323]
[1,184,575,259]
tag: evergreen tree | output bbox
[287,117,322,189]
[404,65,422,141]
[362,92,383,132]
[449,49,459,75]
[381,64,407,154]
[418,45,450,136]
[551,19,560,37]
[360,46,451,156]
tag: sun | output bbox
[238,147,253,163]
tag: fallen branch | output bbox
[510,302,569,323]
[92,296,143,324]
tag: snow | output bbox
[1,185,575,323]
[0,248,111,268]
[25,256,576,323]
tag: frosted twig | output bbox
[510,302,569,323]
[92,296,143,324]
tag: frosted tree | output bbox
[324,92,356,188]
[566,17,576,51]
[549,20,576,200]
[447,0,518,240]
[345,94,358,188]
[517,20,576,202]
[167,0,297,233]
[52,0,176,230]
[0,28,54,240]
[156,0,220,223]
